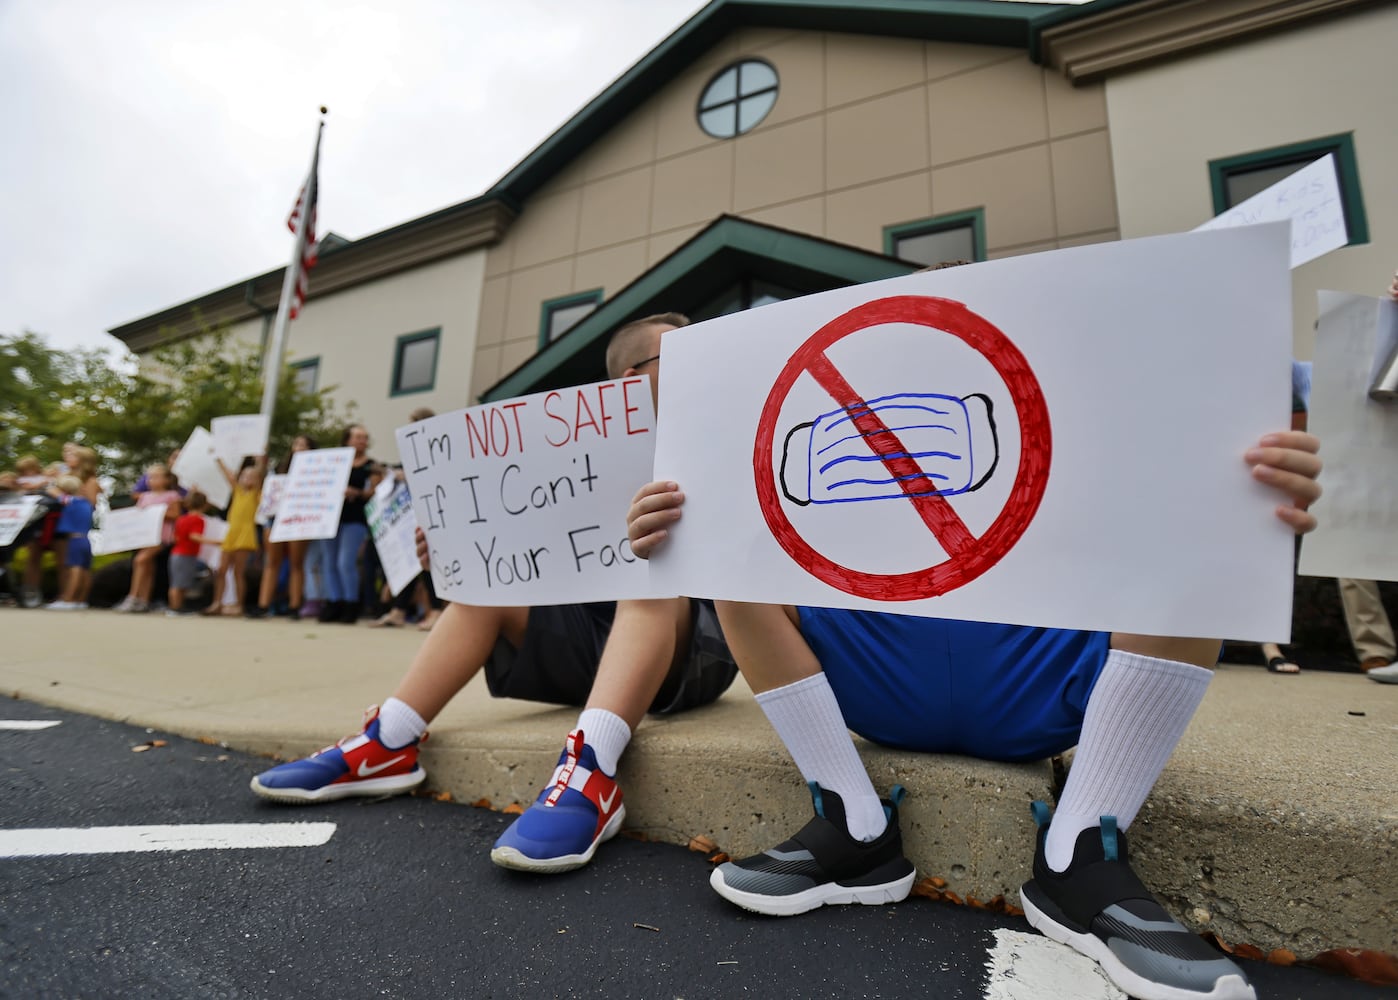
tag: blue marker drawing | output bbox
[779,392,999,506]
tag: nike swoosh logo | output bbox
[598,788,618,813]
[358,755,407,777]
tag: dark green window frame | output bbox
[389,328,441,397]
[539,289,604,349]
[1208,133,1368,246]
[288,356,320,394]
[883,208,986,265]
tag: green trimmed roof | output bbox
[482,215,918,402]
[485,0,1105,208]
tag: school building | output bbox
[109,0,1396,447]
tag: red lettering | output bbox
[621,377,648,436]
[488,407,511,456]
[594,381,618,439]
[543,391,570,448]
[573,390,602,443]
[502,401,528,453]
[463,410,490,459]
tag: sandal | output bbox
[370,610,406,628]
[1266,655,1301,675]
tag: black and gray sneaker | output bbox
[1020,802,1255,1000]
[710,782,916,917]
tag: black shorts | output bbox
[483,600,738,715]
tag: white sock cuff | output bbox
[377,697,428,750]
[754,672,833,708]
[576,707,632,776]
[1103,648,1214,689]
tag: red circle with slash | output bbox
[753,295,1051,601]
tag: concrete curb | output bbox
[3,611,1394,955]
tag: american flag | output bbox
[285,130,321,319]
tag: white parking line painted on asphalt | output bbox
[0,822,336,858]
[983,929,1124,1000]
[0,720,62,730]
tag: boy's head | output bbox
[15,455,41,476]
[604,312,690,405]
[54,475,82,496]
[0,471,18,492]
[184,490,208,513]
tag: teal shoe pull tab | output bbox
[1030,800,1051,829]
[1100,816,1119,861]
[888,784,907,808]
[808,781,824,819]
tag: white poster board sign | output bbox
[267,448,354,542]
[255,473,288,526]
[1297,292,1398,580]
[211,414,270,468]
[198,516,229,571]
[396,377,659,606]
[0,496,43,547]
[651,224,1296,641]
[171,427,231,510]
[1193,153,1346,268]
[367,477,421,597]
[90,504,166,556]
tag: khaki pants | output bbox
[1338,578,1395,663]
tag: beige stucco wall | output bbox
[1105,5,1398,359]
[221,250,487,456]
[472,27,1117,400]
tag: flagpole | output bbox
[260,109,326,420]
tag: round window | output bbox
[696,59,778,139]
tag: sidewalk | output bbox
[2,610,1394,957]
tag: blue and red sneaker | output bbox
[249,708,426,803]
[490,729,625,873]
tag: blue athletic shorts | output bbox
[797,608,1112,762]
[64,535,92,570]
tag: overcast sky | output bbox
[0,0,1084,357]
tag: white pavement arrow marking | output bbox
[983,929,1125,1000]
[0,822,336,858]
[0,720,62,730]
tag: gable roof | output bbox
[488,0,1087,208]
[483,214,918,401]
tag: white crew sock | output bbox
[755,674,887,842]
[376,697,428,750]
[1044,649,1213,872]
[573,707,632,776]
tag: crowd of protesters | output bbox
[0,425,442,629]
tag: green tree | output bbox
[1,323,355,488]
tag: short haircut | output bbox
[185,490,208,511]
[604,312,690,380]
[408,406,435,422]
[917,259,972,273]
[55,475,82,494]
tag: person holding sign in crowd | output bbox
[251,314,740,874]
[317,425,381,624]
[114,464,183,614]
[203,455,265,617]
[626,433,1321,1000]
[43,475,95,611]
[252,436,315,619]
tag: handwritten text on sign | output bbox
[1194,153,1346,268]
[367,479,421,597]
[268,448,354,543]
[396,378,662,605]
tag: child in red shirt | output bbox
[167,491,211,616]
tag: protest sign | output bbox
[211,414,270,468]
[268,448,354,543]
[0,496,43,547]
[367,477,421,597]
[255,474,288,526]
[198,517,229,570]
[1193,153,1346,268]
[651,224,1296,641]
[1298,292,1398,581]
[171,427,231,510]
[396,377,659,605]
[91,504,166,556]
